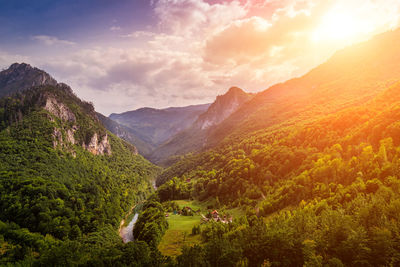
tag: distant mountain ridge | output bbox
[97,112,154,155]
[109,103,210,147]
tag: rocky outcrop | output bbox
[194,87,252,130]
[1,62,113,157]
[44,94,111,156]
[83,133,112,155]
[44,95,76,122]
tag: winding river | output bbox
[119,213,139,243]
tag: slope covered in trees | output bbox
[0,80,160,264]
[154,30,400,266]
[156,79,400,267]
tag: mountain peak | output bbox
[194,87,252,130]
[8,62,33,71]
[0,62,58,98]
[227,86,245,94]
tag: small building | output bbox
[211,210,219,218]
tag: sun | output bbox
[311,8,369,43]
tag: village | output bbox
[165,205,233,224]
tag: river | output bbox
[119,179,157,243]
[119,212,139,243]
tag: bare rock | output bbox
[83,133,112,155]
[44,96,76,122]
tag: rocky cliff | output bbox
[194,87,252,130]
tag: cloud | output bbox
[154,0,247,36]
[110,26,121,31]
[15,0,400,115]
[120,31,156,38]
[32,35,76,46]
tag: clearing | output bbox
[158,199,245,256]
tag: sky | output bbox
[0,0,399,115]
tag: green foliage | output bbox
[133,196,169,248]
[0,85,160,265]
[158,81,400,265]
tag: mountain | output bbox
[159,28,400,185]
[193,87,253,130]
[0,62,57,98]
[0,63,159,265]
[109,104,210,147]
[149,87,253,165]
[154,29,400,265]
[97,112,155,155]
[206,29,400,148]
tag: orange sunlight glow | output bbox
[312,7,373,43]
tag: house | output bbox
[211,210,219,218]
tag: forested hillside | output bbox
[155,31,400,266]
[0,79,160,265]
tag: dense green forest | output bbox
[155,81,400,266]
[0,85,160,265]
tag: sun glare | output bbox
[312,8,370,43]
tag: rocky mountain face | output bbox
[0,63,114,156]
[97,112,150,155]
[109,103,210,147]
[194,87,253,130]
[0,63,57,98]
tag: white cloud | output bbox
[120,31,156,38]
[154,0,247,36]
[32,35,76,46]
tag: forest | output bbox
[0,85,161,265]
[153,81,400,266]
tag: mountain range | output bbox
[105,86,253,165]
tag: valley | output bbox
[3,24,400,267]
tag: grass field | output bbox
[158,214,202,256]
[158,199,246,256]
